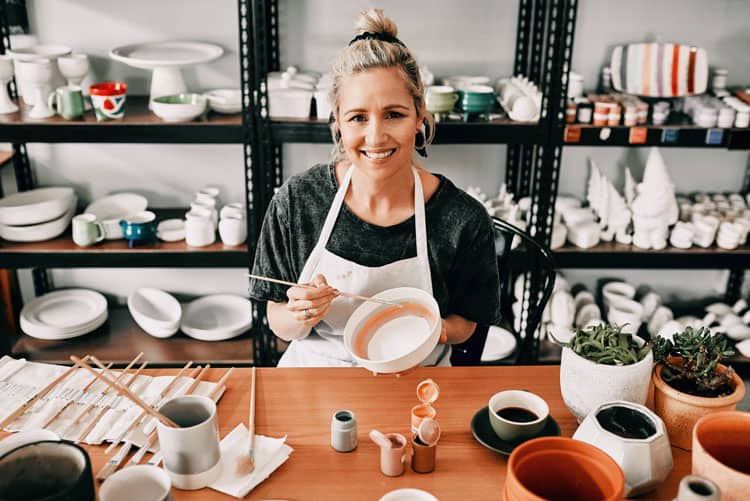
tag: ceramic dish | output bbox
[0,200,76,242]
[471,406,561,455]
[0,430,60,458]
[151,93,207,122]
[379,489,438,501]
[181,294,252,341]
[0,187,75,226]
[156,219,185,242]
[481,325,517,362]
[127,288,181,339]
[343,287,440,374]
[20,289,108,340]
[110,41,223,69]
[205,89,242,114]
[84,193,148,240]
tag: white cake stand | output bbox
[109,41,223,102]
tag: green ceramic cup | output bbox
[425,85,458,114]
[457,85,496,114]
[47,85,85,120]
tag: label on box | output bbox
[629,127,647,144]
[564,126,581,143]
[661,128,679,144]
[705,129,724,145]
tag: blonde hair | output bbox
[329,8,435,163]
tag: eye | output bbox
[386,111,404,119]
[348,114,366,122]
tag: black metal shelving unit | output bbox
[0,0,260,366]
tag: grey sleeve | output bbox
[449,215,502,325]
[249,197,294,303]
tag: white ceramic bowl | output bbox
[204,88,242,114]
[380,489,438,501]
[0,200,76,242]
[344,287,440,374]
[156,219,185,242]
[0,187,75,226]
[127,288,181,339]
[180,294,252,341]
[151,93,207,122]
[84,193,148,240]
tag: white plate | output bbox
[0,200,76,242]
[181,294,252,341]
[380,489,438,501]
[128,288,181,339]
[6,45,71,62]
[84,193,148,240]
[205,89,242,114]
[20,289,108,340]
[110,41,223,70]
[0,187,75,226]
[481,325,517,362]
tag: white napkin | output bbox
[209,423,292,499]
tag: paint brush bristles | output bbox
[236,365,256,476]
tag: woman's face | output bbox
[336,66,420,180]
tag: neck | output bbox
[345,164,415,223]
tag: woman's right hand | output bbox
[285,274,339,327]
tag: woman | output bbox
[250,8,501,367]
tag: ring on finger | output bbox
[304,308,313,320]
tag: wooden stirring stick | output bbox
[0,355,91,429]
[248,274,403,307]
[71,356,178,428]
[236,365,256,475]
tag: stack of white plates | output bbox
[181,294,252,341]
[128,288,182,338]
[20,289,108,340]
[0,187,77,242]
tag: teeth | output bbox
[364,150,394,159]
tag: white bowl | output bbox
[151,93,207,122]
[181,294,252,341]
[344,287,440,374]
[205,88,242,114]
[380,489,438,501]
[127,288,181,338]
[84,193,148,240]
[0,200,76,242]
[0,187,75,226]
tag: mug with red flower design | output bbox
[89,82,127,121]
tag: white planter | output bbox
[573,401,673,497]
[560,340,653,422]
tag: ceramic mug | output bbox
[157,395,222,490]
[120,211,157,247]
[72,213,105,247]
[99,465,172,501]
[89,82,127,121]
[48,85,85,120]
[425,85,458,114]
[489,390,549,442]
[0,440,95,501]
[185,212,215,247]
[218,215,247,246]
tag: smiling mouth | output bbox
[362,149,396,159]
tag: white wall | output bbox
[8,0,750,305]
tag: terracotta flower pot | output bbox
[505,436,624,501]
[692,411,750,501]
[652,362,745,450]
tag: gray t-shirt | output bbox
[250,164,501,326]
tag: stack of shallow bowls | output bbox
[128,288,182,338]
[20,289,108,340]
[0,187,76,242]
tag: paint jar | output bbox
[379,433,408,477]
[593,102,610,126]
[331,410,358,452]
[566,99,577,123]
[411,435,437,473]
[411,379,439,434]
[575,98,592,124]
[711,69,728,94]
[607,104,621,126]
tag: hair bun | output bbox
[355,8,398,38]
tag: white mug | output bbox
[72,213,105,247]
[185,214,215,247]
[218,215,247,246]
[157,395,221,490]
[99,465,171,501]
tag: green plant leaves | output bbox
[550,323,651,365]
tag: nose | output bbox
[365,117,386,145]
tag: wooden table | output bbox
[9,366,692,500]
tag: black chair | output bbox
[451,216,556,366]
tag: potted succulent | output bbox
[552,324,653,421]
[652,326,746,450]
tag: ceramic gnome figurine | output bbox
[630,148,678,249]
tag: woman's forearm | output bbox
[444,314,477,345]
[267,300,313,342]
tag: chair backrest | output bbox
[451,216,556,366]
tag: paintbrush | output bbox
[236,365,256,476]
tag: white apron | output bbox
[278,165,451,368]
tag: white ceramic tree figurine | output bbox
[624,167,637,206]
[631,148,678,249]
[587,159,611,240]
[606,180,632,244]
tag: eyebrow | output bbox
[343,104,412,114]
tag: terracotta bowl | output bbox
[505,436,624,501]
[692,411,750,501]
